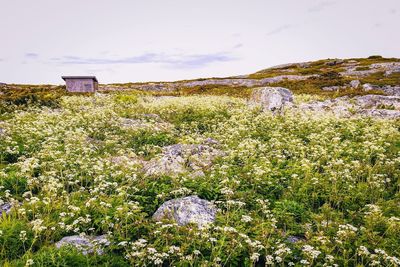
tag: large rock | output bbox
[143,144,224,177]
[55,235,109,255]
[249,87,294,112]
[153,195,216,227]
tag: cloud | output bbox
[50,52,237,69]
[266,24,292,36]
[85,67,115,73]
[308,1,336,12]
[25,52,39,58]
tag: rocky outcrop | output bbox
[353,95,400,109]
[143,144,224,177]
[370,62,400,76]
[175,75,316,88]
[340,62,400,77]
[362,84,400,96]
[55,235,110,255]
[249,87,294,112]
[340,68,378,77]
[99,83,175,92]
[268,62,311,69]
[99,75,317,92]
[298,95,400,119]
[153,195,216,227]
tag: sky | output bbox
[0,0,399,84]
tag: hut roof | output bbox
[62,76,98,82]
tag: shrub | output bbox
[0,218,36,261]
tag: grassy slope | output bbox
[1,56,399,110]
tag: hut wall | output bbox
[65,79,96,92]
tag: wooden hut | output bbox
[62,76,98,92]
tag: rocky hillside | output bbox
[98,55,400,97]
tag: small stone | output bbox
[0,202,12,214]
[350,80,360,89]
[286,235,306,243]
[153,195,216,227]
[362,83,376,91]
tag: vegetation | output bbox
[1,92,399,266]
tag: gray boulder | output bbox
[0,202,12,214]
[153,195,216,227]
[143,144,224,177]
[249,87,294,112]
[55,235,109,255]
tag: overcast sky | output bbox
[1,0,399,84]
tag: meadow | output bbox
[0,92,399,266]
